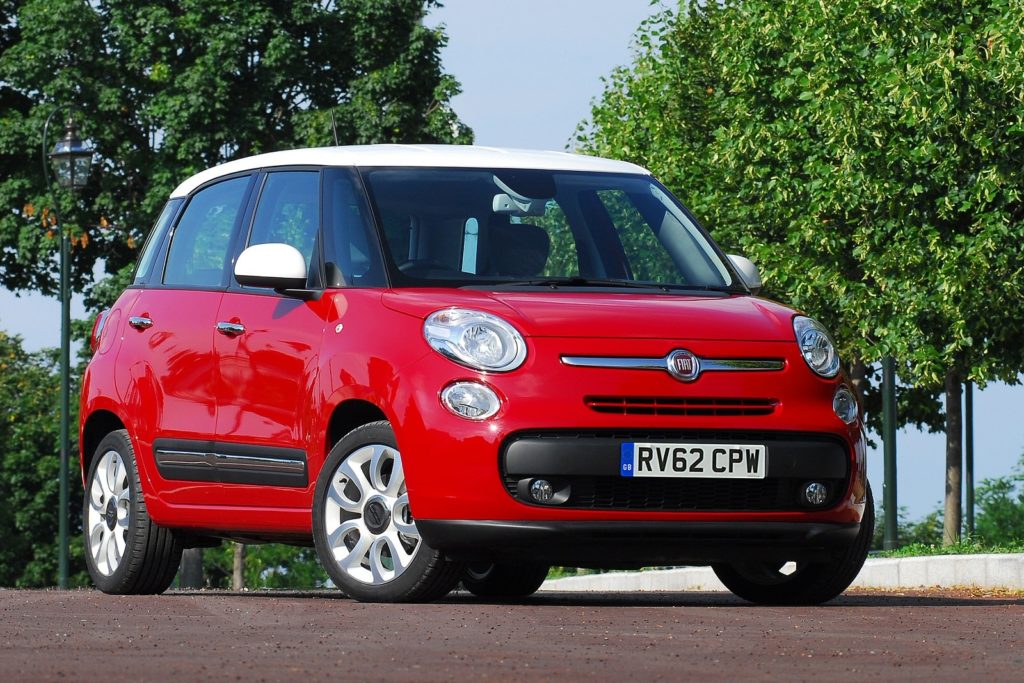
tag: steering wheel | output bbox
[398,259,460,277]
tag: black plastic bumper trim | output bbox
[153,438,308,487]
[504,434,848,479]
[418,519,860,567]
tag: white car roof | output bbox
[170,144,651,198]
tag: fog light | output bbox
[530,479,554,503]
[833,385,858,424]
[440,381,500,420]
[803,482,829,506]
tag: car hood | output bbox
[381,289,797,341]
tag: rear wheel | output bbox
[312,421,464,602]
[462,563,550,599]
[83,430,182,594]
[712,485,875,605]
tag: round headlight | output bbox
[440,381,501,420]
[793,316,840,378]
[424,308,527,372]
[833,385,858,424]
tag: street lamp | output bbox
[42,108,93,589]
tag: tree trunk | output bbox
[943,370,963,546]
[849,358,868,406]
[232,543,246,591]
[179,548,204,589]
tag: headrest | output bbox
[488,222,551,277]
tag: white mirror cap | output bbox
[234,243,307,289]
[728,254,762,293]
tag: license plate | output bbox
[620,442,767,479]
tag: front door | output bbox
[211,170,328,507]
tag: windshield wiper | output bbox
[490,277,666,290]
[484,277,742,293]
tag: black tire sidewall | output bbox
[462,562,550,599]
[83,430,146,593]
[713,484,875,605]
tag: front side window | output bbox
[322,168,385,287]
[164,176,250,288]
[362,168,736,291]
[247,171,320,269]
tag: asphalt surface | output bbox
[1,588,1021,682]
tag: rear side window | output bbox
[132,199,182,285]
[163,176,250,288]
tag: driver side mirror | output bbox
[235,243,308,290]
[727,254,762,295]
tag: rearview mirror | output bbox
[727,254,762,294]
[235,243,308,290]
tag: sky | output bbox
[0,0,1020,521]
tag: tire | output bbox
[83,429,182,594]
[712,485,875,605]
[462,563,550,599]
[312,421,464,602]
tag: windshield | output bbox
[362,168,739,291]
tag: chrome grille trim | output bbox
[561,352,785,375]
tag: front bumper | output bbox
[392,336,867,525]
[418,519,861,567]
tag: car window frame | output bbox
[155,172,259,292]
[227,166,327,296]
[128,198,184,288]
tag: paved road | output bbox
[1,588,1020,682]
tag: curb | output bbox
[539,553,1024,593]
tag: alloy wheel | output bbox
[322,443,419,585]
[86,449,131,576]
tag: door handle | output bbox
[216,321,246,337]
[128,316,153,330]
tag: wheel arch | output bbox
[325,399,389,458]
[80,409,127,482]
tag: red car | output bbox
[80,145,871,603]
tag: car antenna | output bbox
[330,109,339,146]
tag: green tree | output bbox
[974,453,1024,544]
[203,542,328,589]
[580,0,1024,544]
[0,0,471,306]
[0,331,87,586]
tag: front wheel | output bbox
[312,421,464,602]
[712,485,875,605]
[83,429,182,594]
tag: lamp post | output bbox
[42,108,93,589]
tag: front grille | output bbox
[501,474,845,511]
[585,395,777,417]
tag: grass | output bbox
[877,539,1024,558]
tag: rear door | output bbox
[118,174,254,486]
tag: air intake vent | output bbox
[585,395,777,417]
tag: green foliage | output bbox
[580,0,1024,398]
[202,542,328,589]
[880,539,1024,558]
[872,453,1024,552]
[0,331,87,587]
[871,505,944,551]
[0,0,471,308]
[974,453,1024,544]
